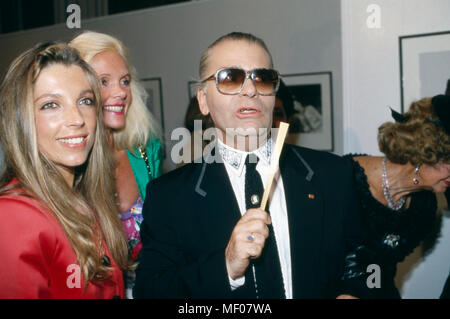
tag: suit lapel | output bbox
[194,160,242,247]
[194,157,258,298]
[280,146,324,298]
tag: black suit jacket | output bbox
[134,144,368,298]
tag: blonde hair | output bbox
[378,97,450,165]
[0,42,128,286]
[69,31,161,151]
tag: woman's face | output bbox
[89,50,131,130]
[420,162,450,193]
[34,64,97,184]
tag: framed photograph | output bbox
[281,72,334,151]
[188,80,198,99]
[399,30,450,112]
[141,77,165,132]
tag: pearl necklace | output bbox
[381,157,405,211]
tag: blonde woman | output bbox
[342,95,450,298]
[70,31,163,298]
[0,42,128,298]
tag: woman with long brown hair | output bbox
[0,42,128,298]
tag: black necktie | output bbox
[245,154,286,299]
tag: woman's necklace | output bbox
[381,157,406,211]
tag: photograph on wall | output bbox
[141,77,165,133]
[281,72,333,151]
[400,30,450,112]
[188,80,198,99]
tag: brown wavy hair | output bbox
[0,42,128,287]
[378,97,450,165]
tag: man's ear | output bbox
[197,87,210,116]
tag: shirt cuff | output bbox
[228,275,245,290]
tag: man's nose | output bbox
[239,72,257,97]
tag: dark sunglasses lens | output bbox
[217,68,246,93]
[252,69,279,94]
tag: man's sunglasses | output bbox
[201,68,280,96]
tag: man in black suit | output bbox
[134,32,368,299]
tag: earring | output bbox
[413,164,420,185]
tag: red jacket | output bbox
[0,193,124,299]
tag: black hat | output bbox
[431,94,450,135]
[390,107,409,123]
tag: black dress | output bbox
[441,273,450,299]
[343,155,437,298]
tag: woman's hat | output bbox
[431,94,450,135]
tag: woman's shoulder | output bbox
[128,136,162,156]
[343,155,391,215]
[0,194,59,231]
[0,193,61,257]
[343,154,371,183]
[0,193,46,212]
[343,153,372,166]
[145,136,162,152]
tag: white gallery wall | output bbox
[341,0,450,298]
[0,0,448,298]
[341,0,450,154]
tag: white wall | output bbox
[0,0,344,172]
[341,0,450,154]
[396,208,450,299]
[341,0,450,298]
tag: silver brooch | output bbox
[383,234,400,248]
[250,194,260,205]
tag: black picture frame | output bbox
[141,77,165,133]
[399,30,450,112]
[281,71,334,152]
